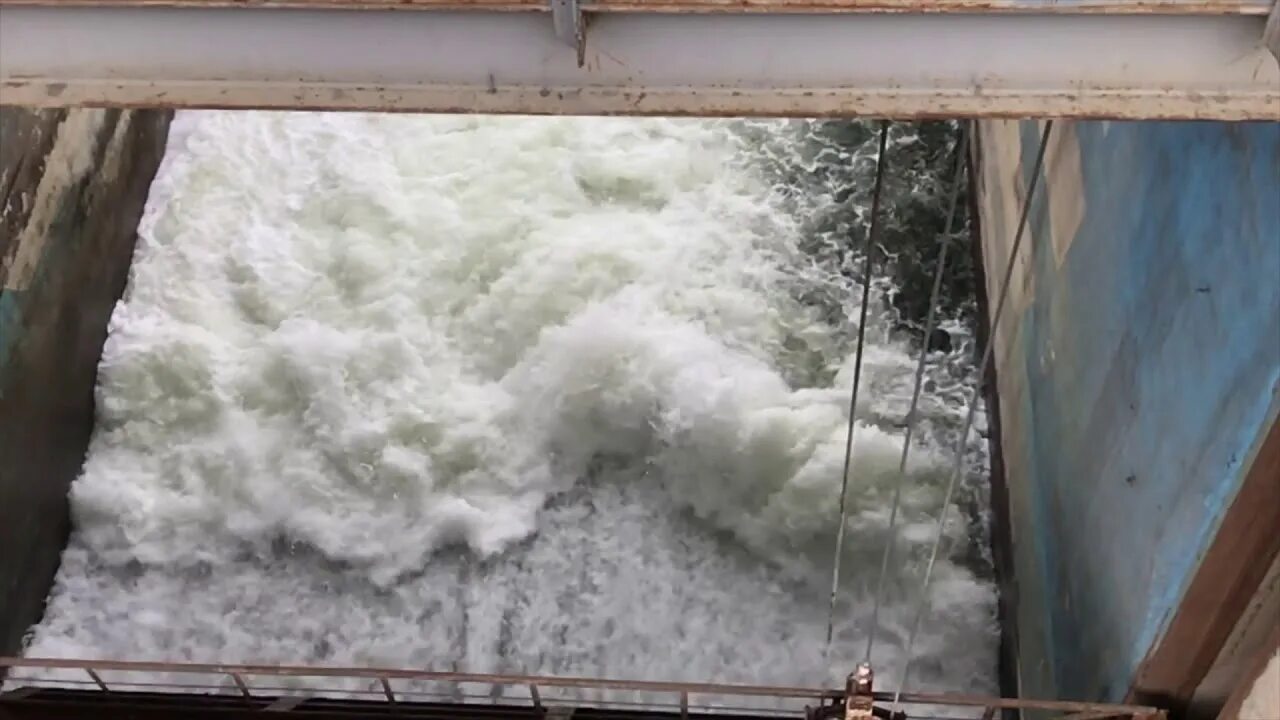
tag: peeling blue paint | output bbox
[990,120,1280,702]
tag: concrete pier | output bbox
[0,107,171,656]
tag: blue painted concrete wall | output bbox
[975,120,1280,703]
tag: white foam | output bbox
[24,111,996,700]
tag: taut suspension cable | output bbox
[825,120,890,652]
[892,121,1054,709]
[864,126,971,664]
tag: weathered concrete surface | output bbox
[0,106,171,657]
[973,119,1280,709]
[1192,547,1280,720]
[1231,649,1280,720]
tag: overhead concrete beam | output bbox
[1,3,1278,119]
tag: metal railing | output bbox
[1,657,1166,720]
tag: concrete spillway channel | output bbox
[0,107,172,656]
[1,11,1279,713]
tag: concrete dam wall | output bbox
[0,107,171,656]
[973,119,1280,716]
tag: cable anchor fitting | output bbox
[550,0,588,67]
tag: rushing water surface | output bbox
[22,112,996,704]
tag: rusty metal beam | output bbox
[0,4,1277,119]
[0,0,1272,13]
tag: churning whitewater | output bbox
[23,112,997,700]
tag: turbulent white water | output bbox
[23,111,997,702]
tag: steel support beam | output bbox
[1,3,1277,118]
[0,0,1274,12]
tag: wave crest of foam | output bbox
[70,112,964,588]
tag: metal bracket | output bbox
[844,664,875,720]
[550,0,587,67]
[1265,1,1280,64]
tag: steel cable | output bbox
[826,120,891,651]
[892,121,1054,708]
[864,126,971,664]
